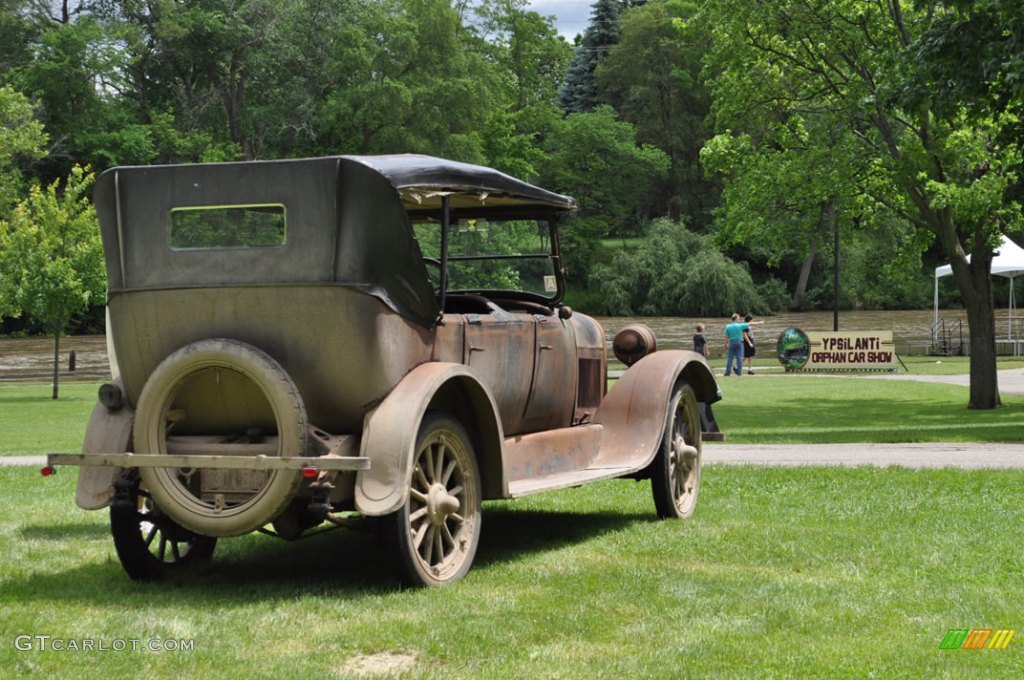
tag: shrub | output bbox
[589,218,770,316]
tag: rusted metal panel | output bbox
[463,314,534,434]
[355,362,505,515]
[520,315,577,432]
[504,424,603,483]
[507,464,634,498]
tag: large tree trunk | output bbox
[790,236,818,311]
[948,245,1001,409]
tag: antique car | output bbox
[47,155,720,586]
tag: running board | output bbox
[507,465,636,498]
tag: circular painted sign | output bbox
[777,327,810,371]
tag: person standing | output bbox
[693,323,709,358]
[724,313,764,376]
[743,313,757,374]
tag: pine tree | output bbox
[558,0,624,113]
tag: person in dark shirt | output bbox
[693,323,709,358]
[743,313,757,374]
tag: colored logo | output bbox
[777,327,810,370]
[940,628,1015,650]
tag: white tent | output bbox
[934,235,1024,340]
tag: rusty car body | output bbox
[48,155,720,586]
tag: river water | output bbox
[0,308,1018,381]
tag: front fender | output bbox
[591,350,716,469]
[355,362,505,516]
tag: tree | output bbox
[701,121,869,311]
[597,0,717,226]
[88,0,287,161]
[542,105,669,234]
[539,105,669,284]
[472,0,572,175]
[0,1,34,76]
[558,0,622,113]
[0,166,105,398]
[589,218,767,316]
[701,0,1022,409]
[9,7,161,179]
[302,0,502,160]
[0,84,46,216]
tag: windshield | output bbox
[413,217,560,300]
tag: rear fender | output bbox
[591,350,716,469]
[75,391,134,510]
[355,362,505,516]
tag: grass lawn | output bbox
[0,382,98,456]
[2,366,1022,677]
[711,374,1024,444]
[3,466,1022,679]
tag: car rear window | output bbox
[169,204,287,250]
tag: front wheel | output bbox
[383,414,482,587]
[110,479,217,581]
[651,382,702,519]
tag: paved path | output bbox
[1,456,48,468]
[703,442,1023,469]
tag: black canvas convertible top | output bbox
[94,155,575,326]
[348,154,576,213]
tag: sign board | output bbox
[777,329,897,371]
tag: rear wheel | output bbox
[110,478,217,580]
[651,382,702,519]
[384,414,482,587]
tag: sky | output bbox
[527,0,594,40]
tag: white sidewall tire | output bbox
[136,339,307,537]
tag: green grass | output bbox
[2,367,1022,676]
[712,374,1024,444]
[896,355,1024,375]
[0,382,98,455]
[2,466,1021,678]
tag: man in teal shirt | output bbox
[724,313,764,376]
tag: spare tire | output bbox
[135,339,308,537]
